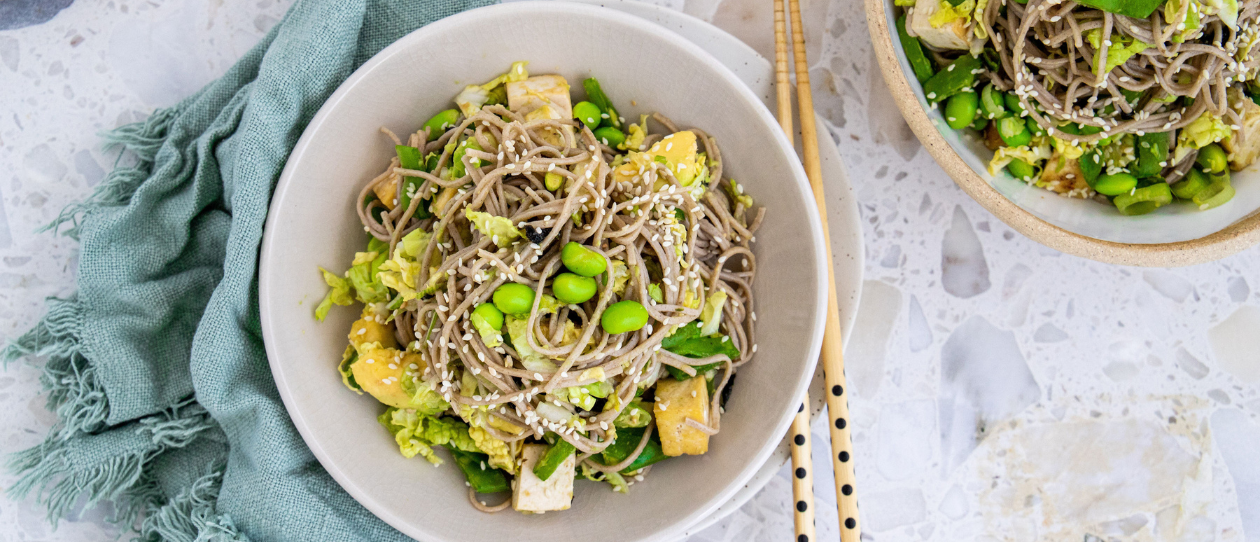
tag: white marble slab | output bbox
[1,0,1258,541]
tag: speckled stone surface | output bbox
[2,1,1258,541]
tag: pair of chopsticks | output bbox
[772,0,861,540]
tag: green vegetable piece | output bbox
[583,77,622,129]
[980,84,1008,120]
[492,283,536,315]
[553,273,598,304]
[996,116,1032,147]
[1192,174,1236,209]
[1007,158,1034,181]
[1196,143,1228,174]
[970,115,990,132]
[1113,183,1173,216]
[944,92,979,130]
[1079,150,1103,184]
[601,300,648,334]
[448,447,510,494]
[395,145,433,218]
[613,400,653,428]
[533,438,576,482]
[472,303,504,330]
[895,15,934,83]
[422,109,460,137]
[561,242,607,277]
[922,55,981,103]
[600,426,668,473]
[1025,117,1046,137]
[1074,0,1164,19]
[1004,92,1027,117]
[1172,168,1211,200]
[574,101,603,130]
[1132,132,1170,178]
[545,171,564,191]
[661,321,741,379]
[594,126,626,148]
[1093,172,1138,196]
[448,137,483,180]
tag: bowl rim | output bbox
[258,2,829,540]
[863,0,1260,267]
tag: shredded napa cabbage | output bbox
[699,290,728,336]
[506,316,558,373]
[1164,0,1203,42]
[455,61,529,117]
[929,0,975,28]
[1084,30,1151,76]
[972,0,990,38]
[378,408,478,465]
[465,208,521,247]
[315,268,353,321]
[988,140,1053,176]
[338,345,362,393]
[1200,0,1238,28]
[1174,112,1232,164]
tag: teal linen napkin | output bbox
[4,0,493,539]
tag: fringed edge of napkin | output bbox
[4,109,248,542]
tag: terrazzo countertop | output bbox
[1,1,1258,541]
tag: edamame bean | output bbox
[471,303,504,330]
[1196,143,1228,174]
[553,273,598,304]
[545,172,564,191]
[561,242,607,277]
[1025,116,1046,137]
[574,101,602,130]
[996,116,1031,147]
[492,283,536,315]
[422,109,459,136]
[601,300,649,334]
[1093,172,1138,196]
[1007,158,1034,180]
[1003,92,1026,117]
[945,92,979,130]
[594,126,626,148]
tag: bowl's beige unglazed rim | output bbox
[864,0,1260,267]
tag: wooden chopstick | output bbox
[773,5,817,542]
[776,0,862,539]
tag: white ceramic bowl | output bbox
[866,0,1260,266]
[258,3,828,542]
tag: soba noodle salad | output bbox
[897,0,1260,214]
[314,62,763,513]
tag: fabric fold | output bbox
[5,0,494,539]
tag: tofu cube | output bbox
[349,317,397,350]
[372,175,399,210]
[513,443,574,512]
[653,377,711,456]
[351,348,421,409]
[506,75,573,119]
